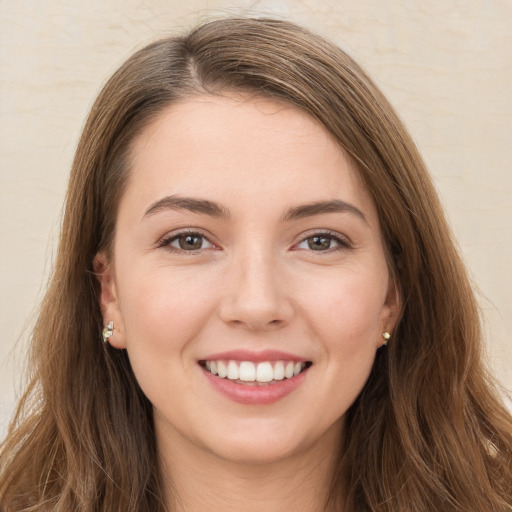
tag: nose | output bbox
[218,248,294,331]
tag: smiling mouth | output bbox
[199,360,313,385]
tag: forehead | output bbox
[131,93,342,161]
[123,93,378,225]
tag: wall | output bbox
[1,0,511,435]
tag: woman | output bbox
[1,16,511,512]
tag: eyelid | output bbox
[157,228,220,253]
[292,229,352,251]
[156,227,351,253]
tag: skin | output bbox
[96,94,399,511]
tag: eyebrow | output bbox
[143,195,367,224]
[144,195,231,219]
[283,199,368,224]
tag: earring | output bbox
[381,331,391,345]
[102,321,114,343]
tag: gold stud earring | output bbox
[102,321,114,343]
[382,331,391,345]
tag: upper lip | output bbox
[199,349,309,363]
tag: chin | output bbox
[202,417,342,466]
[213,438,305,465]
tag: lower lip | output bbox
[201,366,308,405]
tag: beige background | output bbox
[1,0,511,436]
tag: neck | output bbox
[157,424,343,512]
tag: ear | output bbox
[378,278,401,348]
[93,253,127,349]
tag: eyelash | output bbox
[294,230,352,253]
[157,229,351,254]
[157,229,215,253]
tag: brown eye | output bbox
[307,235,332,251]
[295,232,350,252]
[160,231,215,252]
[176,234,204,250]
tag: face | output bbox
[97,94,399,465]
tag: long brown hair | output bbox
[1,17,511,512]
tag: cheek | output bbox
[297,265,386,405]
[116,263,219,353]
[300,265,387,344]
[115,266,220,406]
[306,274,383,413]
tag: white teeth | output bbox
[256,362,273,382]
[273,361,285,380]
[239,361,256,381]
[204,359,308,382]
[227,360,239,380]
[217,361,227,378]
